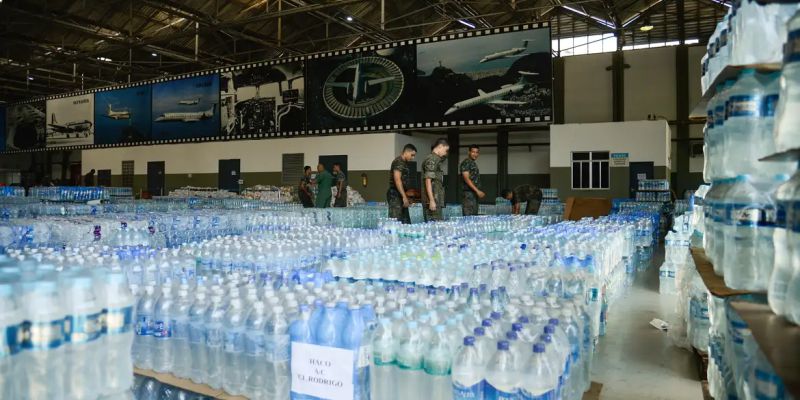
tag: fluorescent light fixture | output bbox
[457,19,476,29]
[640,24,654,31]
[561,5,616,29]
[151,52,158,57]
[97,56,113,62]
[685,38,700,45]
[27,76,34,81]
[56,47,62,51]
[345,16,353,22]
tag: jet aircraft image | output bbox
[444,71,538,116]
[105,104,131,120]
[155,104,216,122]
[178,98,200,105]
[479,40,532,63]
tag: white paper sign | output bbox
[291,342,355,400]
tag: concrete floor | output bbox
[590,248,704,400]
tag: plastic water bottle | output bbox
[315,302,340,347]
[659,260,676,295]
[520,343,559,400]
[134,284,157,370]
[759,73,796,177]
[396,320,425,400]
[289,304,313,400]
[424,325,453,400]
[222,296,247,395]
[0,281,22,399]
[561,308,584,399]
[19,278,65,400]
[342,305,370,400]
[452,336,485,400]
[170,286,192,379]
[775,11,800,152]
[371,314,395,400]
[723,175,773,290]
[203,294,226,389]
[62,272,102,400]
[152,283,175,373]
[769,170,800,316]
[724,69,768,177]
[97,271,135,397]
[187,290,209,384]
[484,340,518,400]
[265,305,290,399]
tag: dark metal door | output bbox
[629,161,654,198]
[218,159,241,193]
[147,161,165,196]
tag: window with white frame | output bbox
[571,151,610,190]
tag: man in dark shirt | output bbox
[387,144,417,224]
[299,166,314,208]
[84,169,96,187]
[332,162,347,208]
[460,145,485,216]
[501,184,543,215]
[422,138,449,222]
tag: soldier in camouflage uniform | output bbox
[332,163,347,208]
[501,184,543,215]
[387,144,417,224]
[298,166,314,208]
[422,138,449,222]
[460,145,485,216]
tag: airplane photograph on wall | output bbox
[151,74,219,140]
[94,85,151,145]
[416,26,552,123]
[46,93,95,147]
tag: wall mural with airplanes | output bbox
[3,22,550,152]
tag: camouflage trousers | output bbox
[462,191,479,216]
[334,191,347,207]
[387,188,411,224]
[422,183,445,222]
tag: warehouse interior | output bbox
[1,0,798,400]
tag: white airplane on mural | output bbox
[155,104,216,122]
[479,40,533,63]
[444,71,538,116]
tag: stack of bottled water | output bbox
[28,186,110,202]
[0,186,26,197]
[0,258,135,399]
[701,2,799,92]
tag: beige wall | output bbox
[564,52,613,123]
[624,47,677,121]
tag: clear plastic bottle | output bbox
[769,169,800,316]
[724,69,767,177]
[0,281,21,399]
[222,295,247,395]
[396,320,425,400]
[151,282,175,373]
[187,290,209,384]
[484,340,519,400]
[203,294,226,389]
[98,271,136,397]
[423,325,453,400]
[759,72,796,177]
[20,279,66,400]
[170,286,193,379]
[288,304,313,400]
[452,336,485,400]
[62,272,103,400]
[371,315,395,400]
[265,305,290,399]
[520,343,559,400]
[775,11,800,152]
[722,175,773,290]
[134,284,158,370]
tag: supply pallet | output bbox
[690,248,800,398]
[134,368,246,400]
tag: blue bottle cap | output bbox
[518,316,530,324]
[473,327,485,337]
[548,318,559,326]
[497,340,510,351]
[533,343,546,353]
[544,325,555,334]
[539,334,552,343]
[490,311,502,320]
[463,336,476,346]
[482,319,493,328]
[512,323,524,332]
[506,331,518,341]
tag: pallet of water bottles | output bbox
[637,179,670,192]
[635,191,671,202]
